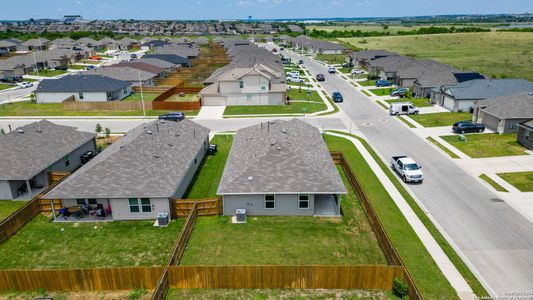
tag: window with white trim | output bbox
[265,195,275,209]
[298,195,309,209]
[239,81,244,88]
[140,198,152,212]
[76,199,85,205]
[129,198,140,213]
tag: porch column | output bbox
[25,180,32,200]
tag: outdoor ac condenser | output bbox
[236,209,247,223]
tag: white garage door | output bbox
[443,96,455,111]
[202,96,226,106]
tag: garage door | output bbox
[443,96,455,111]
[202,96,226,106]
[482,113,500,132]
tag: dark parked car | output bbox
[452,121,485,134]
[332,92,343,103]
[158,112,185,122]
[55,65,68,71]
[80,151,94,164]
[376,80,392,87]
[131,54,137,59]
[316,74,325,81]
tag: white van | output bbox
[389,102,419,115]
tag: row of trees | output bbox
[308,26,490,39]
[0,29,117,42]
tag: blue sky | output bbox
[2,0,533,20]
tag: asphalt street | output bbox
[284,50,533,296]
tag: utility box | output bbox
[157,212,169,226]
[236,209,247,223]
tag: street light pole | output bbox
[138,70,146,122]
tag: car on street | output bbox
[272,48,277,52]
[86,65,96,70]
[316,74,325,81]
[351,69,364,75]
[376,79,392,87]
[390,87,409,97]
[332,91,343,103]
[452,121,485,134]
[158,112,185,122]
[18,82,33,89]
[327,66,337,74]
[389,102,419,115]
[298,60,304,64]
[391,156,424,183]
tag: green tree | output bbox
[104,127,111,143]
[95,123,102,136]
[0,128,5,135]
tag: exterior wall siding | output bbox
[48,139,96,174]
[173,137,208,198]
[223,194,315,216]
[517,126,533,150]
[110,197,170,221]
[0,181,14,199]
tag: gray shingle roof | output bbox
[444,79,533,100]
[477,92,533,119]
[218,119,347,195]
[0,120,96,180]
[83,66,156,82]
[36,75,131,93]
[43,120,210,199]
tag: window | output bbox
[261,84,266,91]
[141,198,152,212]
[129,198,140,213]
[76,199,85,205]
[239,80,244,88]
[78,92,84,100]
[64,155,70,167]
[508,123,518,130]
[265,195,275,209]
[88,199,97,205]
[298,195,309,209]
[525,130,530,140]
[246,94,253,101]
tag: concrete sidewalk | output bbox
[326,131,478,300]
[195,106,225,120]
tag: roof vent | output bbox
[146,130,152,135]
[248,176,253,181]
[16,129,24,133]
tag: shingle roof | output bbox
[36,75,131,93]
[0,120,96,180]
[109,61,165,75]
[444,79,533,100]
[476,92,533,119]
[218,119,347,195]
[44,120,210,199]
[83,66,156,82]
[142,54,190,65]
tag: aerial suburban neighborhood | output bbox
[0,1,533,300]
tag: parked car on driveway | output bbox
[54,65,68,71]
[88,55,102,60]
[332,92,343,103]
[391,156,424,183]
[390,87,409,97]
[351,69,364,75]
[287,75,304,83]
[376,79,392,87]
[452,121,485,134]
[18,82,33,89]
[159,112,185,122]
[316,74,325,81]
[286,71,299,77]
[327,66,337,74]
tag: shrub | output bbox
[393,277,408,298]
[128,288,147,299]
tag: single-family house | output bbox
[83,66,158,86]
[517,120,533,150]
[142,54,191,67]
[137,57,178,73]
[347,50,399,69]
[43,120,210,221]
[109,61,167,78]
[473,92,533,134]
[0,120,96,200]
[218,119,347,217]
[0,40,18,56]
[98,37,117,49]
[76,37,104,50]
[36,75,132,103]
[17,38,49,52]
[49,38,76,49]
[366,56,416,79]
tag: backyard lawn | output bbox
[166,289,395,300]
[184,135,233,199]
[386,98,433,107]
[180,167,387,266]
[0,83,14,91]
[0,200,27,221]
[498,172,533,192]
[123,92,161,102]
[0,101,198,116]
[409,112,472,127]
[0,215,184,269]
[28,69,68,77]
[224,102,326,116]
[287,88,323,102]
[315,53,346,64]
[369,88,394,96]
[440,133,527,158]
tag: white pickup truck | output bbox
[391,156,424,183]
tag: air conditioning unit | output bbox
[235,209,246,223]
[157,212,169,227]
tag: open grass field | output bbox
[341,32,533,81]
[29,69,68,77]
[223,101,326,116]
[166,289,396,300]
[0,200,27,221]
[0,215,184,269]
[386,98,433,108]
[184,135,233,199]
[324,132,488,298]
[307,24,435,34]
[0,101,199,116]
[440,133,528,158]
[498,172,533,192]
[180,167,387,266]
[409,112,472,127]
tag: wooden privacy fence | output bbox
[63,100,153,111]
[151,100,201,111]
[171,197,222,218]
[331,151,423,300]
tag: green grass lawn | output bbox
[396,116,416,128]
[184,135,233,198]
[498,172,533,192]
[361,90,372,97]
[21,78,38,82]
[0,101,198,117]
[166,289,396,300]
[68,64,89,70]
[426,137,460,158]
[409,112,472,127]
[28,69,68,77]
[341,32,533,82]
[0,84,15,91]
[315,54,346,64]
[386,98,433,108]
[440,133,528,158]
[287,88,322,102]
[369,88,394,96]
[359,80,377,86]
[224,102,326,116]
[180,167,387,266]
[122,92,161,102]
[0,200,27,221]
[338,67,352,73]
[479,174,508,192]
[0,215,184,269]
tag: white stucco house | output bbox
[35,75,132,103]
